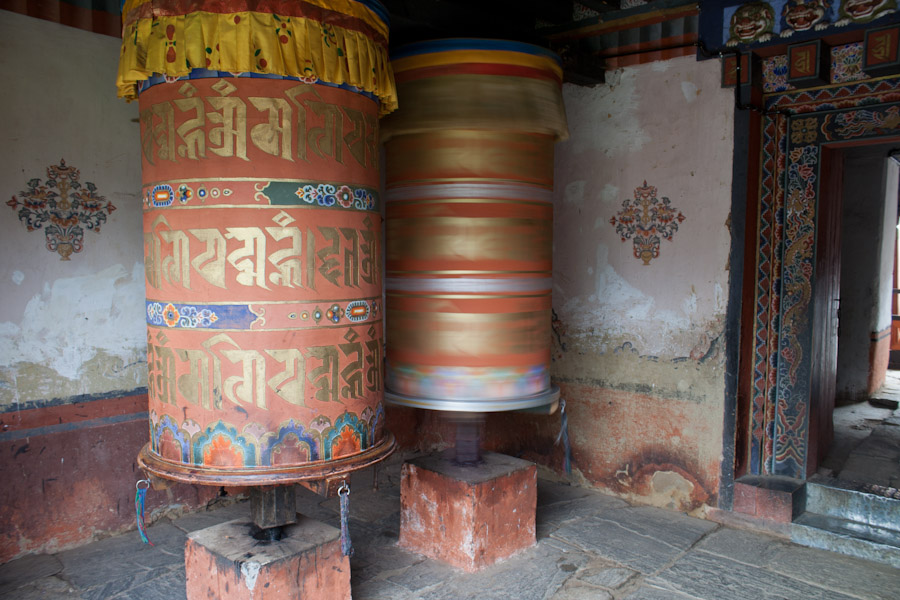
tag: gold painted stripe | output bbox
[392,50,562,79]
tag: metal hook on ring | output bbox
[136,479,151,491]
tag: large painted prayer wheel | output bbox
[381,39,568,412]
[117,0,397,487]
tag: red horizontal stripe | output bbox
[395,62,561,85]
[0,393,147,434]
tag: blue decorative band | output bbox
[146,301,255,329]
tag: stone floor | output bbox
[2,453,899,600]
[823,372,900,489]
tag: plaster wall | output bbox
[551,55,733,512]
[0,10,146,408]
[0,13,218,564]
[836,145,898,402]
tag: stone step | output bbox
[792,512,900,568]
[804,477,900,532]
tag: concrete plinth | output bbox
[184,515,350,600]
[399,451,537,572]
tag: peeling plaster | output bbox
[0,263,147,406]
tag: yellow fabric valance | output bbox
[116,0,397,114]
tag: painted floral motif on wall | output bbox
[6,160,116,260]
[610,181,685,265]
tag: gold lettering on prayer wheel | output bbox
[118,0,397,486]
[381,40,568,412]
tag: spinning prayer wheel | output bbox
[117,0,397,488]
[381,39,568,412]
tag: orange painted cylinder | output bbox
[119,0,397,485]
[381,40,568,412]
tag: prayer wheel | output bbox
[117,0,397,488]
[381,39,568,412]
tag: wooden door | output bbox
[808,146,843,476]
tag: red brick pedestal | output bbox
[185,516,350,600]
[399,451,537,572]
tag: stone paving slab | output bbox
[646,551,860,600]
[3,575,83,600]
[550,579,614,599]
[0,553,63,596]
[107,568,186,600]
[573,559,637,590]
[623,584,701,599]
[694,526,783,566]
[56,522,186,589]
[551,506,717,574]
[415,538,590,600]
[765,538,900,600]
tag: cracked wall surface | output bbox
[551,55,734,512]
[0,11,145,409]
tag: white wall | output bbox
[551,55,734,510]
[836,144,899,401]
[0,11,145,407]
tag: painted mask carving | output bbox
[839,0,897,23]
[781,0,832,36]
[727,2,776,46]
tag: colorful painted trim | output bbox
[258,181,379,212]
[831,42,868,84]
[117,0,398,114]
[762,55,793,93]
[766,76,900,113]
[147,302,228,328]
[148,407,383,467]
[137,68,378,103]
[390,39,563,82]
[146,300,378,329]
[712,1,899,49]
[386,363,550,401]
[762,44,869,93]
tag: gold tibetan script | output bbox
[145,215,380,292]
[148,332,383,411]
[141,82,378,169]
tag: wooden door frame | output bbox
[735,78,900,480]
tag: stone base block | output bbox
[185,515,350,600]
[733,475,805,524]
[399,451,536,572]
